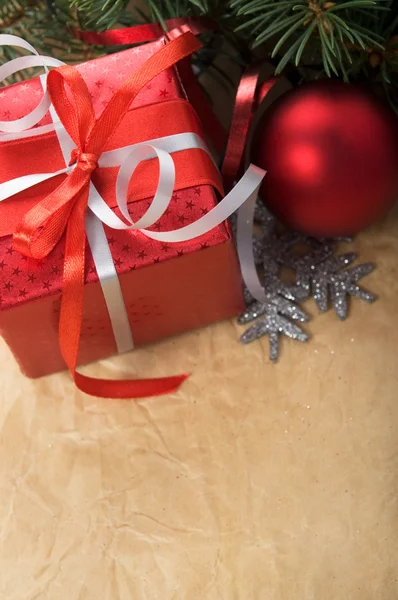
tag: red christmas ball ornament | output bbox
[253,80,398,236]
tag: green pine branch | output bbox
[1,0,398,111]
[67,0,133,29]
[0,0,99,81]
[231,0,392,77]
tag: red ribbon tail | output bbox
[74,372,190,399]
[57,190,190,400]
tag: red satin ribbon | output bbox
[74,18,227,154]
[73,17,214,45]
[0,99,223,238]
[222,66,278,191]
[12,31,202,399]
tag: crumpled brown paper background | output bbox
[1,3,398,590]
[1,201,398,599]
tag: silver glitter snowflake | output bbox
[238,296,309,362]
[236,206,310,362]
[296,252,376,319]
[235,203,377,361]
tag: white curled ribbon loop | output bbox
[0,34,267,356]
[0,34,63,133]
[88,144,176,230]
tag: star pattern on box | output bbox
[0,38,182,127]
[0,43,229,323]
[0,187,225,309]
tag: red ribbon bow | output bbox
[12,32,202,399]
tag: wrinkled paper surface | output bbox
[1,9,397,590]
[1,204,398,599]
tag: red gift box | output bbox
[0,34,244,393]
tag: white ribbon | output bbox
[0,35,267,354]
